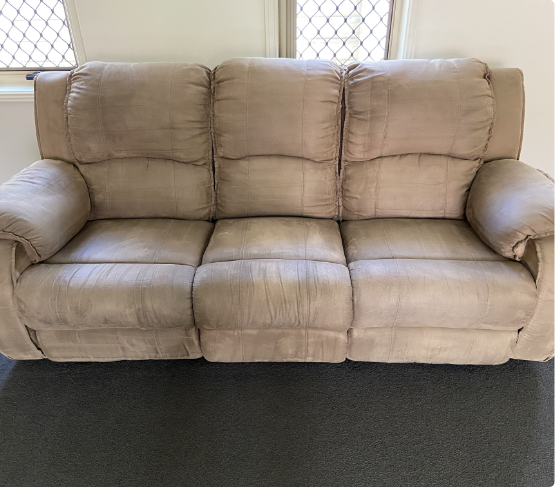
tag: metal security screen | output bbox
[296,0,393,65]
[0,0,76,69]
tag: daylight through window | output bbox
[0,0,76,69]
[296,0,393,65]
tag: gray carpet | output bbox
[0,354,552,487]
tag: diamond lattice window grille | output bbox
[0,0,76,69]
[296,0,393,66]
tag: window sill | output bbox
[0,86,34,102]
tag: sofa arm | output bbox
[0,159,90,263]
[512,236,554,361]
[467,159,554,260]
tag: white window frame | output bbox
[0,0,86,101]
[274,0,419,61]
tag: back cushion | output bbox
[341,58,494,220]
[213,58,343,219]
[64,61,213,220]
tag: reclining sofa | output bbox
[0,57,553,364]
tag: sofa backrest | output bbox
[34,62,213,221]
[341,58,496,220]
[212,58,343,219]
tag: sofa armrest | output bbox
[512,236,554,361]
[466,159,554,260]
[0,159,90,263]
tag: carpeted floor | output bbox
[0,355,552,487]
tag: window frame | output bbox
[278,0,420,62]
[0,0,86,101]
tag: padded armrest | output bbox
[0,159,90,263]
[467,159,554,260]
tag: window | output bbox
[0,0,76,70]
[280,0,395,66]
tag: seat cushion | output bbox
[16,263,196,331]
[194,259,352,331]
[341,219,507,264]
[47,219,214,267]
[19,219,213,332]
[202,217,346,265]
[350,259,537,331]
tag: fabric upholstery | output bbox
[213,58,342,161]
[0,159,90,263]
[342,59,494,162]
[0,240,43,360]
[348,328,517,365]
[213,58,343,219]
[16,263,197,331]
[35,328,202,361]
[201,329,347,362]
[47,219,214,268]
[194,259,352,331]
[467,159,555,260]
[340,219,507,264]
[484,68,525,162]
[341,154,481,220]
[79,158,213,220]
[202,217,345,265]
[512,236,554,361]
[349,259,536,330]
[34,71,75,163]
[341,59,494,221]
[215,157,338,219]
[66,62,212,165]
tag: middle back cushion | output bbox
[341,58,494,220]
[213,58,343,219]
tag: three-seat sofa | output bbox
[0,57,553,364]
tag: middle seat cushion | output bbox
[193,217,352,331]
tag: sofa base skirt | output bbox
[200,328,348,362]
[348,327,518,365]
[33,327,202,362]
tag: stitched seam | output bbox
[379,61,390,157]
[378,220,394,259]
[474,261,490,328]
[447,60,463,157]
[464,329,477,365]
[451,221,476,261]
[0,231,40,262]
[301,60,307,160]
[245,58,252,156]
[443,157,450,218]
[97,64,109,160]
[373,159,382,218]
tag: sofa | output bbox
[0,57,552,364]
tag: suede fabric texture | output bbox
[348,328,517,365]
[0,241,44,360]
[341,58,494,220]
[340,219,507,263]
[66,62,212,165]
[202,217,345,265]
[467,159,555,260]
[213,58,343,219]
[47,219,213,267]
[35,328,202,361]
[484,68,525,162]
[349,259,537,330]
[79,158,213,221]
[0,57,552,364]
[0,159,90,263]
[512,236,555,361]
[201,329,347,362]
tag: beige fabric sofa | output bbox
[0,58,552,364]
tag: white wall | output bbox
[0,102,40,184]
[408,0,554,175]
[74,0,266,68]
